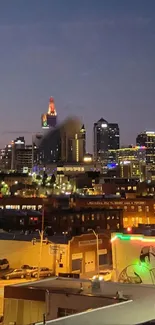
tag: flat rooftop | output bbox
[36,297,155,325]
[4,277,126,309]
[6,278,155,325]
[12,277,155,297]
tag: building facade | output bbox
[108,123,120,150]
[136,131,155,171]
[38,117,86,165]
[93,118,119,165]
[3,277,120,325]
[111,232,155,284]
[41,97,57,129]
[108,146,146,180]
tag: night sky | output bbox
[0,0,155,152]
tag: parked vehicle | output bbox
[21,265,32,270]
[3,269,26,280]
[0,259,9,270]
[31,267,53,278]
[21,265,38,277]
[26,267,38,277]
[92,270,112,282]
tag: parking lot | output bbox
[0,265,56,316]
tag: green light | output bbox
[111,233,155,243]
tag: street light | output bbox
[37,204,45,280]
[88,228,99,276]
[37,209,53,280]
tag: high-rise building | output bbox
[38,117,86,164]
[15,145,33,173]
[41,97,57,129]
[93,118,119,163]
[108,146,146,180]
[32,133,44,167]
[136,131,155,171]
[108,123,120,150]
[94,118,109,162]
[108,146,146,163]
[0,144,12,171]
[67,124,86,163]
[0,137,34,173]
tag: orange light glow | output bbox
[48,97,57,116]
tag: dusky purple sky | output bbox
[0,0,155,152]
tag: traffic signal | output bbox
[127,226,132,233]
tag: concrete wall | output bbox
[3,298,45,325]
[0,240,68,273]
[112,233,155,284]
[47,292,115,321]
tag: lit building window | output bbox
[146,206,149,212]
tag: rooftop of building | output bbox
[9,276,155,298]
[0,231,71,243]
[5,277,128,305]
[7,279,155,325]
[37,297,155,325]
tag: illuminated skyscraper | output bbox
[136,131,155,171]
[38,117,85,164]
[41,97,57,129]
[93,118,119,163]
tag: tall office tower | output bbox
[39,117,85,164]
[108,123,120,150]
[79,124,86,160]
[94,118,109,162]
[41,97,57,129]
[94,118,119,164]
[0,144,12,171]
[136,131,155,171]
[32,133,43,168]
[15,145,34,173]
[67,124,86,163]
[11,137,25,170]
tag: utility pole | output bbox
[88,229,99,276]
[37,204,45,280]
[96,232,99,277]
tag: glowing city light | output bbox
[111,233,155,243]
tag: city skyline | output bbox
[0,0,155,152]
